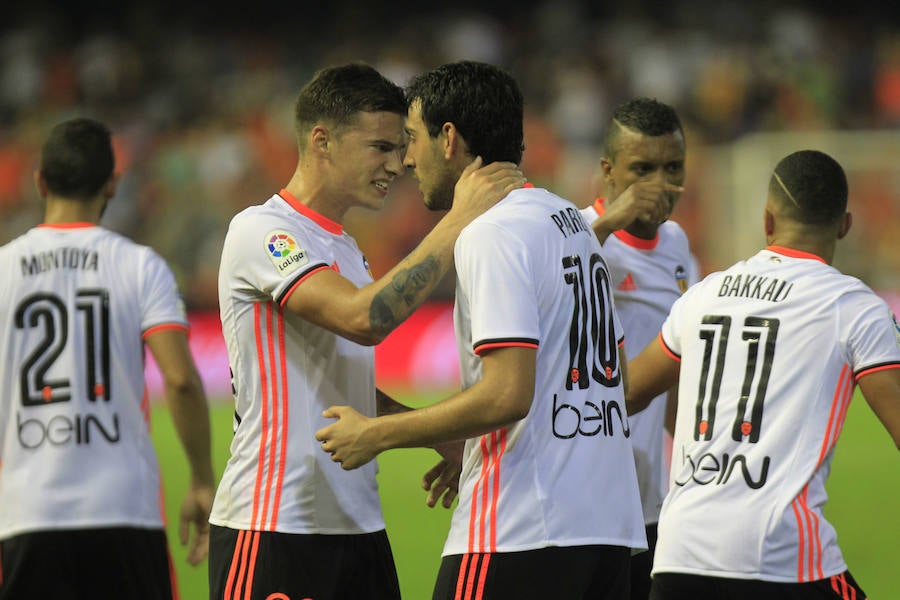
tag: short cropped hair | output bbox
[768,150,848,226]
[406,61,524,165]
[39,118,114,200]
[605,97,684,158]
[293,63,407,140]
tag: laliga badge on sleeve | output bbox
[265,230,308,277]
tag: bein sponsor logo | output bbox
[674,446,770,489]
[552,394,630,439]
[17,410,120,449]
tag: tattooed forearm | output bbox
[369,255,441,334]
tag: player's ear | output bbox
[442,122,467,160]
[33,169,48,199]
[837,211,852,239]
[311,125,330,155]
[103,173,119,200]
[763,203,775,238]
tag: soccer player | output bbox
[208,63,523,600]
[625,149,900,599]
[316,61,648,600]
[580,97,697,599]
[0,117,215,599]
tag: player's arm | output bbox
[285,159,524,346]
[316,346,535,470]
[857,367,900,450]
[144,328,216,566]
[625,335,680,415]
[591,180,683,244]
[664,384,679,436]
[376,387,465,508]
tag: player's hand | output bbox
[449,156,525,218]
[315,406,378,470]
[592,180,683,243]
[423,440,463,509]
[179,480,215,566]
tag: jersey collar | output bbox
[765,245,826,263]
[277,189,343,235]
[593,197,660,250]
[37,222,96,229]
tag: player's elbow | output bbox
[162,367,203,396]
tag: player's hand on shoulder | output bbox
[450,156,525,218]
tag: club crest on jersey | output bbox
[265,230,308,276]
[675,265,688,293]
[892,311,900,347]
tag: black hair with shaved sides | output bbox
[605,97,684,159]
[768,150,848,226]
[406,61,524,165]
[40,118,114,200]
[294,62,406,140]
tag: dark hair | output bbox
[406,61,524,164]
[605,97,684,158]
[39,118,114,200]
[293,62,406,139]
[769,150,848,225]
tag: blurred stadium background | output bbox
[3,0,899,598]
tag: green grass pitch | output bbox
[151,390,898,599]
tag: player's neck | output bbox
[284,171,347,225]
[766,235,836,264]
[42,197,105,225]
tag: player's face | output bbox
[403,100,457,211]
[604,127,686,225]
[328,111,406,212]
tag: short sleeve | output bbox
[140,248,189,335]
[456,221,540,355]
[222,211,331,306]
[660,288,692,359]
[844,293,900,380]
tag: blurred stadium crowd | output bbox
[2,1,899,309]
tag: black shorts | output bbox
[650,570,868,600]
[630,524,658,600]
[433,545,631,600]
[0,527,175,600]
[208,525,400,600]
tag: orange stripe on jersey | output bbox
[142,322,189,340]
[271,307,290,527]
[252,304,270,531]
[817,366,851,468]
[260,302,279,530]
[490,430,507,551]
[279,264,330,307]
[791,498,806,581]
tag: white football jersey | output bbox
[211,190,384,534]
[0,223,188,539]
[655,246,900,582]
[580,199,697,525]
[443,186,646,556]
